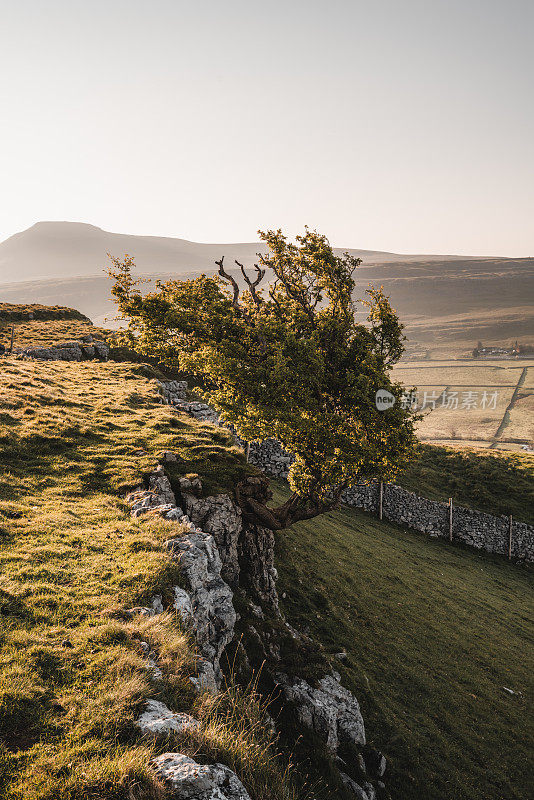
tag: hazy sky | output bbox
[1,0,532,255]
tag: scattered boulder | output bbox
[275,671,365,753]
[152,753,251,799]
[135,700,199,737]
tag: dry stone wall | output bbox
[344,484,534,562]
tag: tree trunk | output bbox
[234,475,344,530]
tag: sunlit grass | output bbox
[0,358,296,800]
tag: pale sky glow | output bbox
[1,0,532,255]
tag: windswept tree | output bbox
[109,228,417,529]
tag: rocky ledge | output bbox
[125,443,387,799]
[23,336,109,361]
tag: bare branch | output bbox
[215,256,240,308]
[235,260,265,309]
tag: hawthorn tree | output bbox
[109,228,418,529]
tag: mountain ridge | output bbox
[0,221,482,284]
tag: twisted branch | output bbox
[235,260,265,309]
[216,256,240,309]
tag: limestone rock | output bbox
[177,475,203,497]
[151,595,164,614]
[319,672,366,747]
[160,450,181,463]
[339,773,370,800]
[166,531,236,684]
[238,523,279,612]
[136,700,199,737]
[127,489,180,519]
[173,586,194,624]
[189,658,218,694]
[152,753,251,799]
[148,466,177,505]
[364,749,386,778]
[180,492,243,587]
[276,671,365,753]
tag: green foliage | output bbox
[109,229,418,516]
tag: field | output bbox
[0,358,295,800]
[273,483,534,800]
[392,360,534,450]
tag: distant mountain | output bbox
[0,221,532,354]
[0,221,475,284]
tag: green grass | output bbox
[0,358,297,800]
[397,444,534,524]
[273,482,534,800]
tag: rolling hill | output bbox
[0,221,533,351]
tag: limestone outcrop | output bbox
[152,753,252,799]
[275,671,366,753]
[122,382,391,798]
[135,700,200,737]
[22,337,109,361]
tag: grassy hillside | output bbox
[0,358,295,800]
[0,303,111,350]
[273,483,533,800]
[397,444,534,524]
[0,302,90,322]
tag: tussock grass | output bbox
[0,358,297,799]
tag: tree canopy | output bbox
[109,228,418,529]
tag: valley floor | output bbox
[274,484,534,800]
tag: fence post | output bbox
[449,498,453,542]
[379,481,383,520]
[508,515,513,560]
[9,325,14,354]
